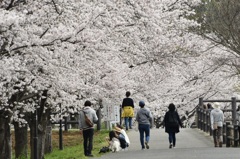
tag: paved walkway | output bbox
[94,128,240,159]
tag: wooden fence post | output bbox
[207,112,212,136]
[120,106,122,126]
[200,109,204,131]
[226,122,231,147]
[199,109,202,130]
[197,107,200,129]
[204,110,207,132]
[232,97,237,125]
[222,122,226,144]
[197,98,203,129]
[234,125,239,147]
[199,97,203,108]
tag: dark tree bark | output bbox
[14,123,28,159]
[38,109,51,159]
[29,90,49,159]
[30,111,51,159]
[29,120,35,159]
[0,114,12,159]
[44,125,52,154]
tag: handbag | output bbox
[213,123,218,129]
[83,111,93,127]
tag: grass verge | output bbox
[12,129,109,159]
[44,129,109,159]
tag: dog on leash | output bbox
[109,137,121,152]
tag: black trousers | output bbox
[83,128,94,156]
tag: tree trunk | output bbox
[0,115,12,159]
[14,123,28,159]
[30,90,49,159]
[44,126,52,154]
[29,119,35,159]
[29,110,51,159]
[38,109,51,159]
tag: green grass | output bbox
[44,129,109,159]
[12,121,112,158]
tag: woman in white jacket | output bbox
[210,102,224,147]
[114,124,130,147]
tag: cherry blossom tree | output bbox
[0,0,239,159]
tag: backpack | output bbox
[168,112,178,127]
[83,111,93,127]
[99,146,110,153]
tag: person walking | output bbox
[121,91,134,130]
[136,100,152,150]
[210,102,224,147]
[78,100,98,157]
[163,103,183,149]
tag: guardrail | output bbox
[197,107,239,147]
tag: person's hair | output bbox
[116,123,123,129]
[207,103,212,109]
[203,105,207,109]
[168,103,175,111]
[84,100,91,107]
[237,105,240,111]
[109,131,116,140]
[126,91,131,97]
[139,100,145,108]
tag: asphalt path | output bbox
[94,128,240,159]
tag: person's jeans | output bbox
[83,128,94,156]
[124,117,132,130]
[138,124,150,149]
[168,132,176,146]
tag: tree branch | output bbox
[40,28,49,39]
[6,0,15,10]
[51,0,62,15]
